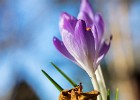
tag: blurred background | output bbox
[0,0,140,100]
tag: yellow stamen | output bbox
[86,28,91,31]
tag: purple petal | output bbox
[59,12,77,34]
[84,27,96,62]
[78,0,94,27]
[96,35,112,65]
[53,36,76,62]
[91,24,98,50]
[74,19,95,60]
[62,20,87,60]
[94,14,104,42]
[78,10,93,27]
[62,20,95,70]
[74,20,95,60]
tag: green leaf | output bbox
[107,89,110,100]
[41,69,63,92]
[115,88,118,100]
[51,62,77,87]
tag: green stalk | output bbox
[115,88,118,100]
[96,66,107,100]
[107,89,110,100]
[90,72,102,100]
[41,69,63,92]
[51,62,77,87]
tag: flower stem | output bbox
[107,89,110,100]
[115,88,118,100]
[90,72,102,100]
[96,65,107,100]
[97,66,106,88]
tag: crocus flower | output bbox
[53,0,111,77]
[53,0,112,99]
